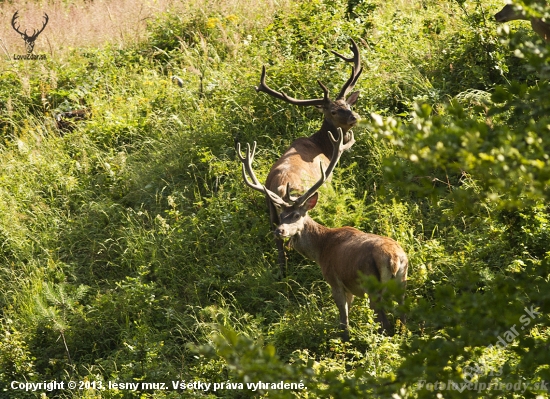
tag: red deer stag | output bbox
[255,38,362,275]
[237,129,408,341]
[495,4,550,43]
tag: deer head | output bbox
[255,39,362,136]
[11,11,49,54]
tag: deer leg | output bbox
[331,286,350,341]
[268,199,286,277]
[396,258,408,326]
[369,296,391,334]
[275,236,286,276]
[399,279,407,326]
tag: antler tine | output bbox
[316,80,330,102]
[329,128,355,153]
[236,141,289,206]
[254,66,268,94]
[333,38,362,100]
[236,141,263,192]
[235,140,252,162]
[255,65,328,107]
[333,39,360,64]
[293,127,346,208]
[323,127,351,182]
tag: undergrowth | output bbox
[1,0,549,398]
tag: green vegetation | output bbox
[1,0,549,398]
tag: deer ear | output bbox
[305,193,318,210]
[346,91,360,105]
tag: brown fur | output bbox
[495,4,550,43]
[237,129,407,340]
[285,214,408,341]
[263,98,359,275]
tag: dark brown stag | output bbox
[11,11,49,54]
[237,129,408,341]
[253,39,363,275]
[54,109,91,133]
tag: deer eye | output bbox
[331,110,337,115]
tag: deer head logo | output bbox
[11,11,49,54]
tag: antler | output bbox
[255,39,361,106]
[255,66,329,107]
[11,11,24,36]
[235,141,288,207]
[31,13,49,39]
[291,127,353,208]
[332,38,363,100]
[11,11,49,39]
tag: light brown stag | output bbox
[236,129,408,341]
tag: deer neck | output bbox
[311,119,351,159]
[290,215,329,264]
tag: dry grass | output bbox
[1,0,174,57]
[0,0,289,62]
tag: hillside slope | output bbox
[1,0,549,398]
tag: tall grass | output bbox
[0,0,290,66]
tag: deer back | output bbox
[265,138,329,199]
[494,4,528,22]
[292,221,407,297]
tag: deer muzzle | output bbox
[274,226,290,238]
[348,111,360,127]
